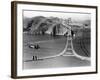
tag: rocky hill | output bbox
[23,16,90,36]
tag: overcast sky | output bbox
[23,10,91,21]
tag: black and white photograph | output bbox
[23,10,91,69]
[11,1,97,78]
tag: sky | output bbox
[23,10,91,21]
[23,10,91,22]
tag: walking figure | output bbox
[71,30,74,37]
[33,56,37,61]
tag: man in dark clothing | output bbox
[71,30,74,37]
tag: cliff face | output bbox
[23,16,90,36]
[24,16,69,35]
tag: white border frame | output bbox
[16,3,97,77]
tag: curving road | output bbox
[24,33,90,62]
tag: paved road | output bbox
[23,33,90,69]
